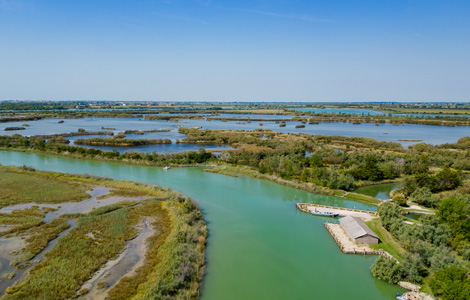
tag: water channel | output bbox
[0,151,404,299]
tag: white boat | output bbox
[163,166,170,170]
[309,209,339,217]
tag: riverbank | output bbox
[206,164,383,205]
[204,164,334,196]
[0,146,217,168]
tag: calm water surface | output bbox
[354,183,400,200]
[2,116,469,147]
[290,107,470,118]
[0,151,403,299]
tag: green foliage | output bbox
[370,256,404,284]
[410,187,440,208]
[437,196,470,241]
[403,166,462,195]
[375,202,464,287]
[392,195,407,206]
[429,265,470,300]
[378,202,402,230]
[350,155,386,181]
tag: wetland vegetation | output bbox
[74,137,172,146]
[0,166,206,300]
[2,101,470,299]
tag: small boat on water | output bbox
[163,165,170,170]
[309,209,339,217]
[396,292,414,300]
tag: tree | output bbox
[379,202,402,230]
[335,173,356,191]
[350,155,384,181]
[402,253,427,283]
[410,187,440,208]
[437,197,470,241]
[403,176,418,195]
[435,166,462,191]
[393,195,407,206]
[370,256,404,284]
[429,265,470,300]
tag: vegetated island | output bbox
[4,127,25,131]
[73,137,172,146]
[0,165,206,299]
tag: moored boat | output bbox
[308,209,339,217]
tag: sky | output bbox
[0,0,469,102]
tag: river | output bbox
[0,151,403,299]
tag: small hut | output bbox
[339,216,379,244]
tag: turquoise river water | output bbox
[0,151,404,299]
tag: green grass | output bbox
[0,166,89,208]
[344,192,381,205]
[366,218,406,261]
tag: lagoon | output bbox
[0,151,403,299]
[2,116,469,149]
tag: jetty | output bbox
[296,202,377,221]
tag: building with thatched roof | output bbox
[339,216,380,244]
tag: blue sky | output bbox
[0,0,469,101]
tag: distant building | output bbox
[339,216,380,244]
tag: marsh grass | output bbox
[12,218,70,266]
[107,199,171,299]
[130,196,207,300]
[0,207,44,237]
[4,206,135,299]
[0,167,89,208]
[1,166,206,300]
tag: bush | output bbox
[370,256,404,284]
[410,187,440,208]
[393,195,407,206]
